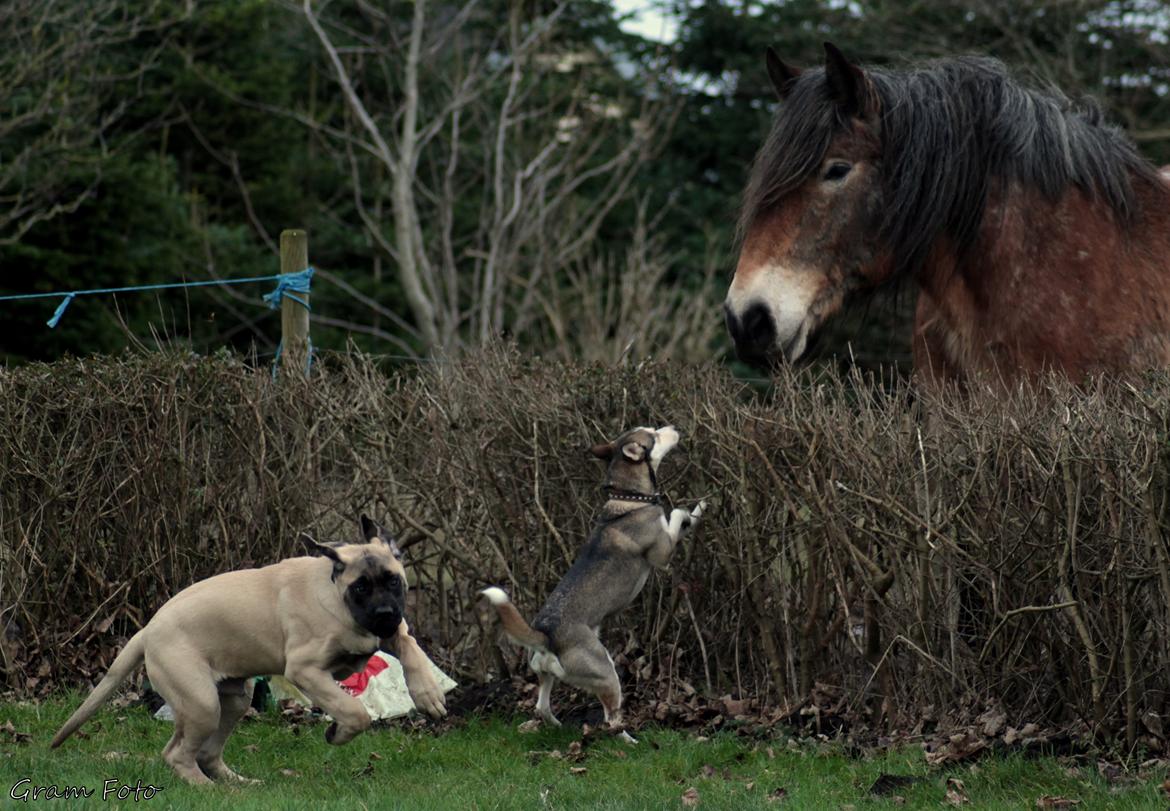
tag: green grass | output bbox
[1,696,1166,809]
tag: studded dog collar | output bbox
[602,485,662,505]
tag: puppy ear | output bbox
[385,537,403,560]
[360,514,380,543]
[300,533,341,562]
[621,442,646,463]
[590,442,614,460]
[360,514,402,558]
[302,534,346,580]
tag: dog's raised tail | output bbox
[480,587,549,650]
[50,629,147,748]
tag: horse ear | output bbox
[765,47,802,101]
[823,42,876,120]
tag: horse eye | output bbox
[823,162,852,182]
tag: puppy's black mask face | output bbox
[301,514,408,638]
[343,560,406,638]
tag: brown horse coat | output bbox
[725,44,1170,383]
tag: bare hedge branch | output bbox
[2,350,1168,744]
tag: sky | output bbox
[612,1,679,43]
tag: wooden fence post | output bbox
[279,229,310,377]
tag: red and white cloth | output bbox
[270,652,456,721]
[340,653,393,696]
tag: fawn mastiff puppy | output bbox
[51,515,446,784]
[481,425,705,737]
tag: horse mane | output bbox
[739,56,1165,278]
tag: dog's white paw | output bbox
[537,712,562,728]
[227,773,262,785]
[691,500,707,520]
[617,729,639,745]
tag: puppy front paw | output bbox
[407,672,448,719]
[690,500,707,520]
[411,687,447,719]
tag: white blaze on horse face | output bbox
[726,261,820,362]
[650,426,679,471]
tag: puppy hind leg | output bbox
[197,678,259,783]
[146,654,220,785]
[164,707,220,785]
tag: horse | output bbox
[723,43,1170,383]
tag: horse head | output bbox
[725,43,893,368]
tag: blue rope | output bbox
[263,267,315,377]
[48,294,76,329]
[270,336,315,380]
[262,267,314,312]
[2,267,316,376]
[0,268,315,329]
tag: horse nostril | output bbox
[727,301,778,366]
[726,301,777,364]
[741,303,775,349]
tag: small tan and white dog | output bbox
[481,426,704,736]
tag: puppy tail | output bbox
[479,587,550,650]
[50,629,147,748]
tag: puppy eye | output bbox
[352,580,369,594]
[822,162,852,182]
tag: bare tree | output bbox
[285,0,677,358]
[531,203,724,364]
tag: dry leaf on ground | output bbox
[945,777,969,806]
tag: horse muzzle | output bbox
[725,300,811,368]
